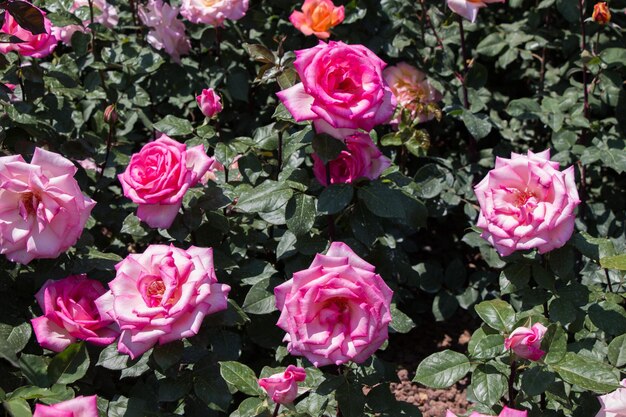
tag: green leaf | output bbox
[312,134,346,164]
[413,350,470,388]
[588,301,626,335]
[242,278,277,315]
[521,367,556,397]
[357,181,405,219]
[285,194,316,236]
[556,0,579,22]
[542,325,567,365]
[3,398,32,417]
[390,304,416,334]
[608,334,626,367]
[153,115,194,136]
[552,352,620,393]
[236,181,293,213]
[219,361,263,396]
[0,322,32,367]
[476,33,507,57]
[152,341,184,371]
[6,1,45,34]
[600,47,626,68]
[474,299,516,332]
[600,254,626,270]
[470,365,507,407]
[47,342,90,385]
[470,334,505,360]
[97,344,129,370]
[242,43,276,64]
[317,184,354,215]
[336,381,366,417]
[461,111,492,140]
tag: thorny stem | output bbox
[87,0,94,24]
[277,130,283,179]
[578,0,590,124]
[419,0,444,50]
[97,122,115,184]
[604,268,614,292]
[458,15,470,109]
[508,359,517,407]
[272,403,280,417]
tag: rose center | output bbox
[203,0,219,6]
[18,191,41,219]
[513,189,537,207]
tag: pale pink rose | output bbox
[258,365,307,404]
[383,62,442,125]
[0,8,57,58]
[118,134,212,229]
[447,0,505,23]
[276,41,396,139]
[504,323,547,361]
[289,0,344,39]
[51,0,118,45]
[474,149,580,257]
[0,148,96,264]
[275,242,393,367]
[446,406,528,417]
[31,275,119,352]
[196,88,223,118]
[139,0,191,64]
[596,379,626,417]
[33,395,99,417]
[312,132,391,186]
[180,0,249,26]
[95,244,230,359]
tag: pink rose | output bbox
[95,244,230,359]
[474,149,580,256]
[446,406,528,417]
[383,62,442,125]
[289,0,344,39]
[312,133,391,186]
[180,0,248,26]
[0,8,57,58]
[258,365,307,404]
[139,0,191,64]
[596,379,626,417]
[196,88,223,118]
[447,0,505,23]
[202,155,241,183]
[276,41,396,139]
[33,395,99,417]
[118,135,212,229]
[504,323,547,361]
[274,242,393,367]
[31,274,119,352]
[0,148,96,264]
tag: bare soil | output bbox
[382,311,476,417]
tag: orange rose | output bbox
[289,0,344,39]
[592,2,611,24]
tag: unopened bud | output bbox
[104,104,118,125]
[592,2,611,25]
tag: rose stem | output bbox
[326,163,335,242]
[457,15,470,110]
[129,0,138,27]
[420,0,444,50]
[578,0,590,124]
[97,118,115,184]
[277,130,283,179]
[272,403,280,417]
[215,27,222,65]
[604,268,614,292]
[508,359,517,407]
[87,0,94,24]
